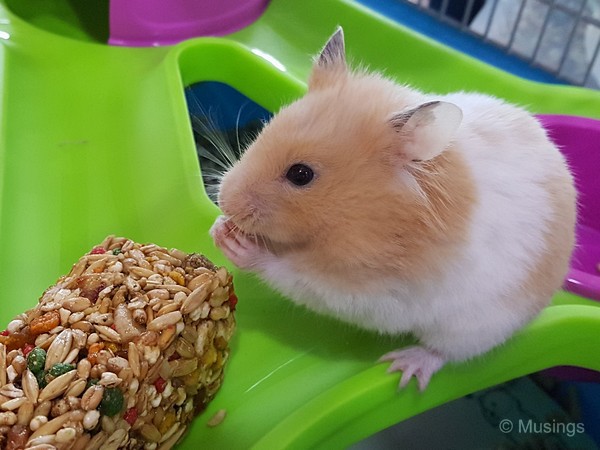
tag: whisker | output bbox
[234,104,247,160]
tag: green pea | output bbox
[98,387,124,417]
[26,348,46,374]
[86,378,99,390]
[36,370,47,389]
[47,363,75,379]
[112,248,121,255]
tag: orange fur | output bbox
[219,69,477,289]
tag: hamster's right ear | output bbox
[309,27,348,91]
[391,101,462,162]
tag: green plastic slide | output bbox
[0,0,599,448]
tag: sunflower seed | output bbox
[68,258,87,278]
[45,329,73,369]
[38,370,77,402]
[157,326,176,350]
[27,436,57,447]
[0,344,6,387]
[1,396,27,411]
[175,337,195,359]
[65,379,87,398]
[0,384,24,399]
[33,401,51,418]
[59,308,71,326]
[158,426,185,450]
[22,369,39,404]
[147,311,182,332]
[206,409,227,427]
[17,399,34,426]
[28,410,73,441]
[147,289,171,300]
[181,283,210,314]
[127,342,141,378]
[140,423,162,443]
[88,312,113,326]
[187,272,212,291]
[102,428,128,450]
[210,306,229,321]
[169,358,198,377]
[130,267,156,278]
[156,302,180,317]
[94,325,121,343]
[63,348,80,365]
[152,251,182,267]
[87,430,107,450]
[85,257,108,274]
[71,433,91,450]
[61,297,91,313]
[70,320,93,333]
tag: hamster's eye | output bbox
[285,164,314,187]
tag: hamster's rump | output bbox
[409,92,576,360]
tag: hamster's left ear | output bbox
[309,26,347,90]
[390,101,462,162]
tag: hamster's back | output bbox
[446,92,576,315]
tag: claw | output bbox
[379,346,445,391]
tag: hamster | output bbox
[210,27,576,390]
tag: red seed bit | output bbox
[90,246,106,255]
[0,330,9,336]
[228,292,238,311]
[22,344,35,356]
[154,377,167,394]
[124,407,138,426]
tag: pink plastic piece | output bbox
[537,114,600,302]
[109,0,270,47]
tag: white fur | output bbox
[256,92,561,362]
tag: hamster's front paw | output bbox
[379,346,445,391]
[210,215,271,271]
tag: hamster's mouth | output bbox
[223,216,269,246]
[224,213,310,253]
[226,216,298,253]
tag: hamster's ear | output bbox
[391,101,462,162]
[309,27,347,90]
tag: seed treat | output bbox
[0,236,237,450]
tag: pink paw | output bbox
[210,216,270,271]
[379,346,445,391]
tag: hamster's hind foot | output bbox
[379,346,445,391]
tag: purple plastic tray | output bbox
[109,0,270,47]
[537,114,600,302]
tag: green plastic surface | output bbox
[1,0,599,448]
